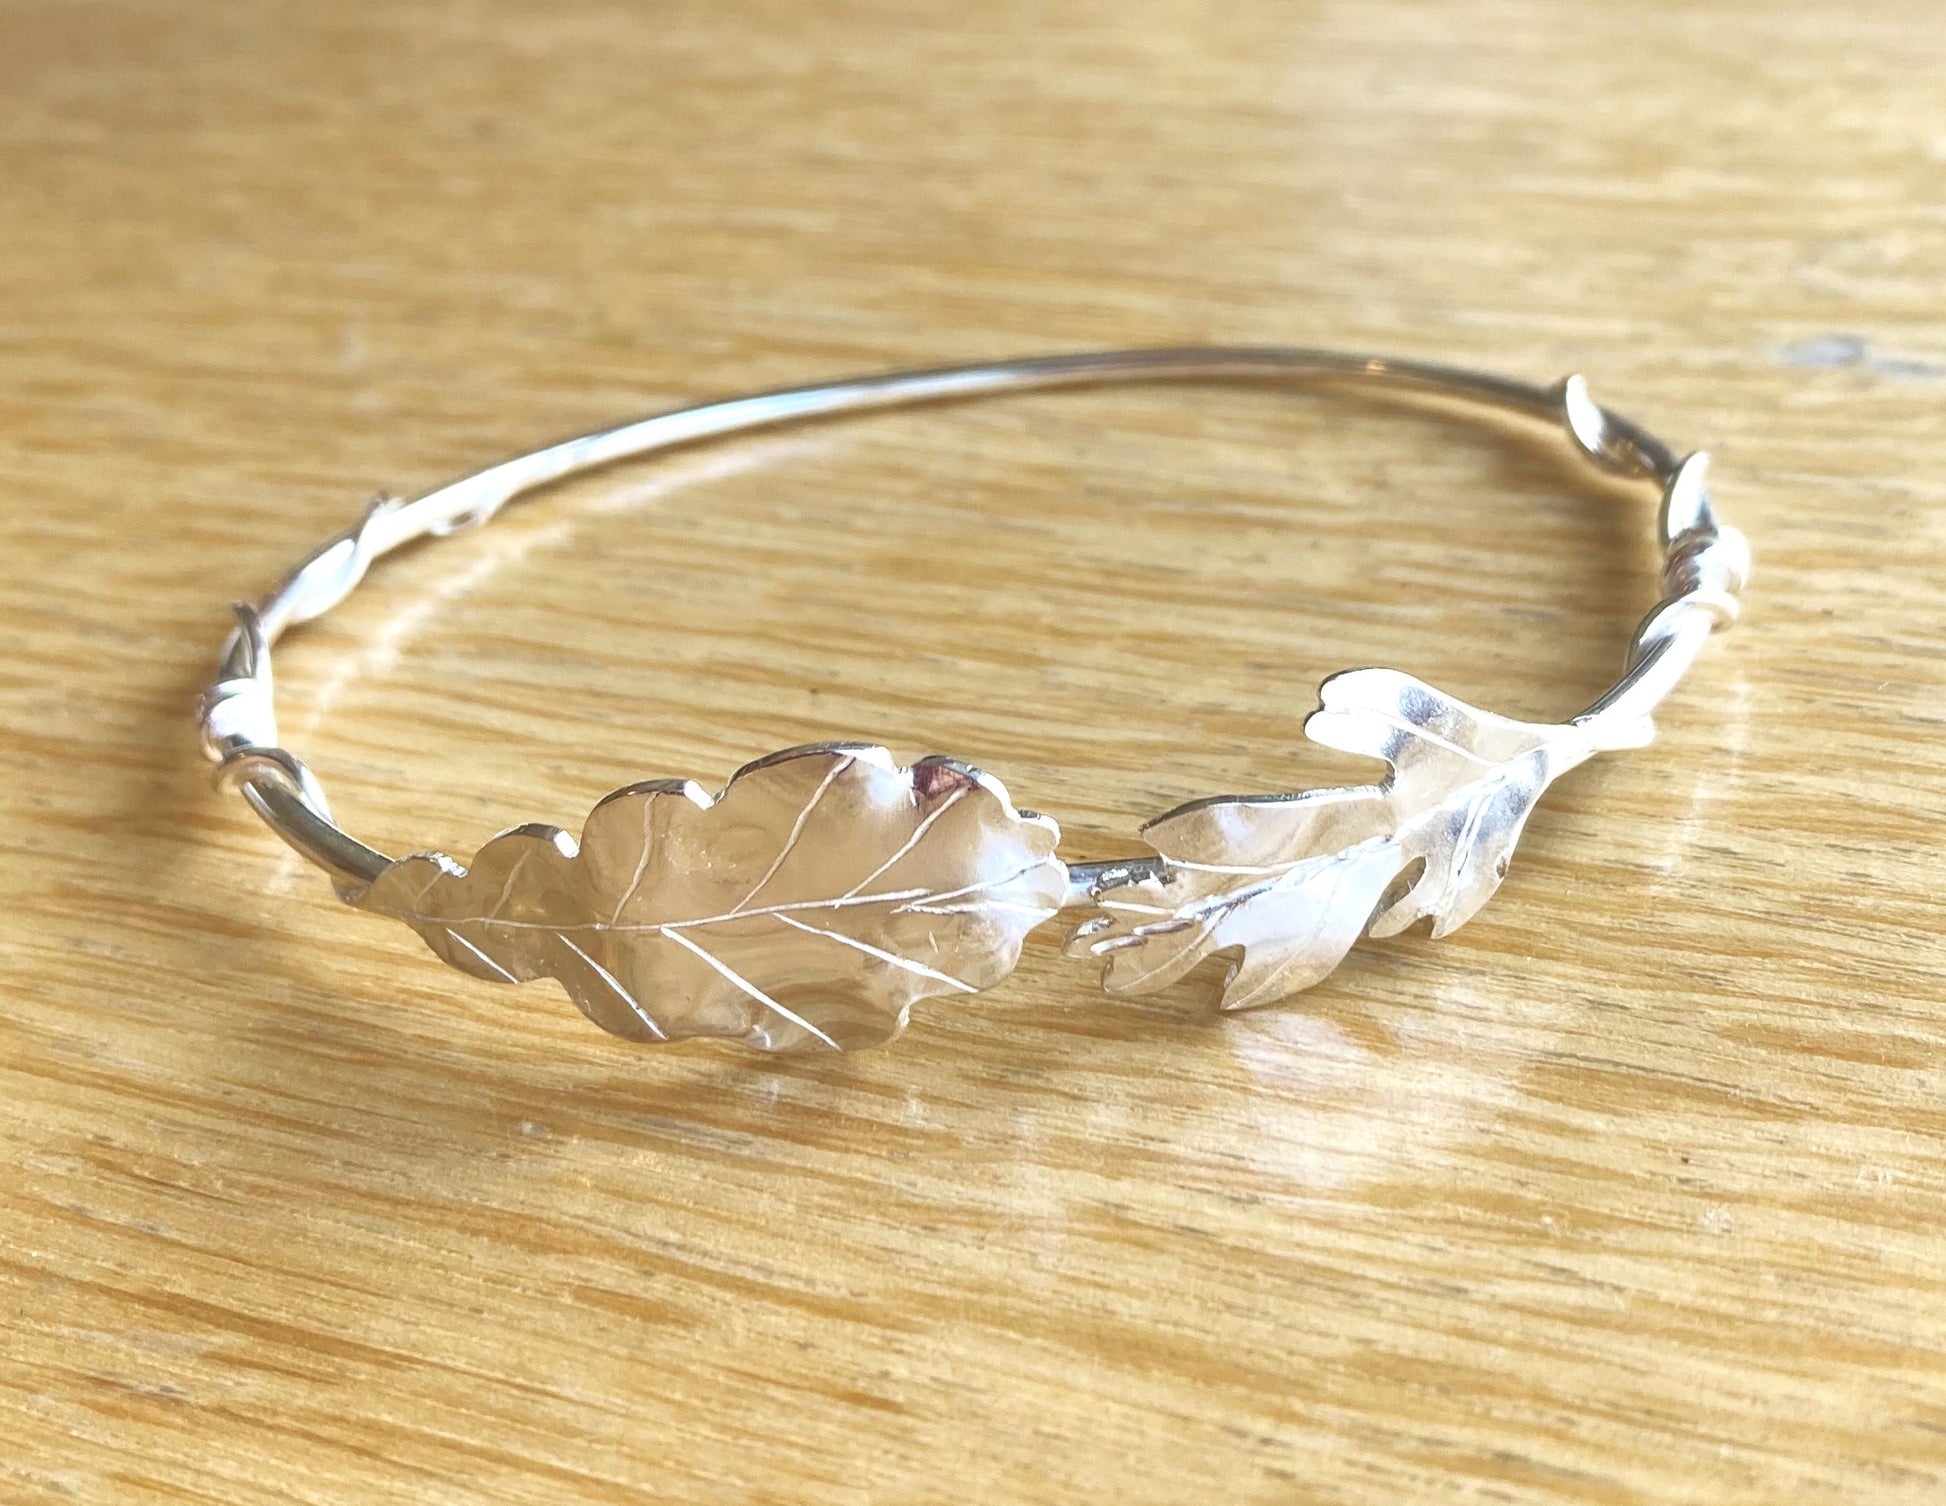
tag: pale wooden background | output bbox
[4,1,1945,1502]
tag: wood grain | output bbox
[4,1,1945,1501]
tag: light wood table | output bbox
[5,2,1944,1501]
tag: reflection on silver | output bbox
[199,348,1748,1051]
[353,746,1066,1052]
[1068,671,1642,1009]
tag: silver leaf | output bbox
[1073,670,1613,1009]
[352,745,1068,1052]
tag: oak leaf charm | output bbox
[1071,670,1637,1011]
[352,745,1068,1051]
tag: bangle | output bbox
[200,347,1749,1053]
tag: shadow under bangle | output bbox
[199,347,1749,1052]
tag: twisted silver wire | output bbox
[198,346,1747,893]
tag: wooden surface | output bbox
[5,2,1945,1501]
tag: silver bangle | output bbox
[201,346,1749,1053]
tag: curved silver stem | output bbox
[199,345,1745,892]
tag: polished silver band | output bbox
[199,347,1749,1052]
